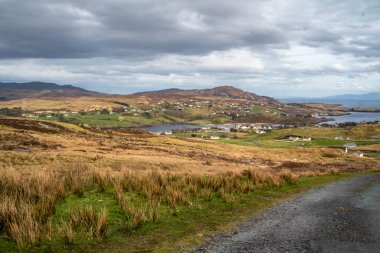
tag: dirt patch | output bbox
[0,118,71,134]
[0,130,63,150]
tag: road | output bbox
[196,174,380,253]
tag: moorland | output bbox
[0,82,379,252]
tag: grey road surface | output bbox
[196,174,380,253]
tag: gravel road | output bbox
[196,174,380,253]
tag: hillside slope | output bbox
[134,85,278,103]
[0,82,104,100]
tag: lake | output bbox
[141,112,380,133]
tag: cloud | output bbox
[0,0,379,96]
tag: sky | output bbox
[0,0,379,98]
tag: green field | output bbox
[39,113,176,127]
[177,125,380,149]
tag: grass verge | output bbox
[0,169,373,253]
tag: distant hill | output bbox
[0,82,104,100]
[322,93,380,101]
[0,82,280,106]
[134,85,278,103]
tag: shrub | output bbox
[68,206,108,241]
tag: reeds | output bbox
[0,168,66,247]
[113,182,148,230]
[0,198,40,247]
[0,163,301,248]
[68,206,108,241]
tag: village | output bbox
[5,96,333,129]
[155,122,380,159]
[1,99,379,161]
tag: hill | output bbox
[134,85,278,104]
[0,82,350,124]
[0,81,104,100]
[1,82,277,104]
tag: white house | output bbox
[354,151,364,157]
[344,142,357,148]
[210,136,220,140]
[344,142,357,153]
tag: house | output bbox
[344,142,357,148]
[288,136,300,141]
[344,142,357,153]
[335,136,344,140]
[354,151,364,158]
[164,131,172,135]
[210,136,220,140]
[221,127,230,132]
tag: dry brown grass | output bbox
[68,206,108,241]
[0,198,40,247]
[0,168,66,247]
[0,119,378,248]
[0,157,373,248]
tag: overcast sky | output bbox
[0,0,379,97]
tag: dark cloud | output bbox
[0,0,288,59]
[1,0,377,59]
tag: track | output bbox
[196,174,380,253]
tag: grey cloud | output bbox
[1,0,378,60]
[0,0,288,59]
[0,0,379,97]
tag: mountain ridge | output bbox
[0,82,278,104]
[134,85,278,103]
[0,81,104,100]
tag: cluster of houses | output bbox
[152,99,291,119]
[287,136,312,142]
[21,105,133,118]
[343,142,365,157]
[334,136,351,140]
[22,110,80,118]
[148,123,288,139]
[151,131,173,136]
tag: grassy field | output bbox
[176,125,380,150]
[0,118,379,252]
[39,113,175,128]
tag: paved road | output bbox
[196,174,380,253]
